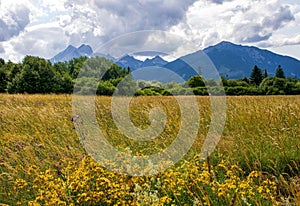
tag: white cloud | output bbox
[0,43,5,53]
[258,34,300,47]
[61,0,197,44]
[0,3,30,41]
[171,0,295,48]
[2,25,68,61]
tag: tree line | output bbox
[0,56,299,95]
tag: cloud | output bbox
[0,43,5,53]
[257,34,300,47]
[0,0,299,61]
[61,0,197,45]
[210,0,233,4]
[173,0,295,48]
[3,25,68,61]
[0,3,30,41]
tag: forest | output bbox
[0,55,299,95]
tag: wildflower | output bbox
[14,179,28,190]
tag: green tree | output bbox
[0,58,5,67]
[205,79,217,87]
[8,65,40,93]
[8,56,59,93]
[114,74,137,96]
[220,76,228,87]
[7,61,21,82]
[275,65,285,78]
[0,67,7,92]
[250,65,263,86]
[0,58,7,92]
[260,77,288,95]
[97,81,116,95]
[187,75,205,88]
[55,73,74,94]
[102,64,129,81]
[262,69,268,79]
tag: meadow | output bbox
[0,94,299,205]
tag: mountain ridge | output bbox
[51,41,300,79]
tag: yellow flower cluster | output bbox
[14,178,28,190]
[13,154,279,205]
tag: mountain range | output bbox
[51,41,300,80]
[115,55,168,69]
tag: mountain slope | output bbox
[141,56,168,67]
[50,44,93,63]
[203,41,300,79]
[164,41,300,80]
[115,55,143,70]
[115,55,168,70]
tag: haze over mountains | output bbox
[51,41,300,80]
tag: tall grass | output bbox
[0,94,299,204]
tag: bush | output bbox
[225,86,263,95]
[97,81,116,95]
[187,75,205,87]
[192,87,208,95]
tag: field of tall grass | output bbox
[0,94,299,205]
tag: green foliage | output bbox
[114,74,137,96]
[2,56,132,95]
[55,74,74,94]
[73,77,99,95]
[7,56,59,94]
[205,78,217,87]
[275,65,285,78]
[0,55,299,96]
[97,81,116,96]
[102,64,129,80]
[136,87,163,96]
[192,87,208,95]
[0,58,5,66]
[0,66,7,93]
[67,56,88,79]
[250,65,263,86]
[225,86,264,95]
[259,77,300,95]
[262,69,268,79]
[227,79,249,87]
[187,75,205,87]
[220,76,228,87]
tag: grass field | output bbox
[0,94,299,205]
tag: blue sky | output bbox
[0,0,299,62]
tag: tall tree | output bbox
[262,69,268,79]
[250,65,263,86]
[0,67,7,92]
[275,65,285,78]
[0,58,5,67]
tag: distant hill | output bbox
[51,41,300,80]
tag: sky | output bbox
[0,0,300,62]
